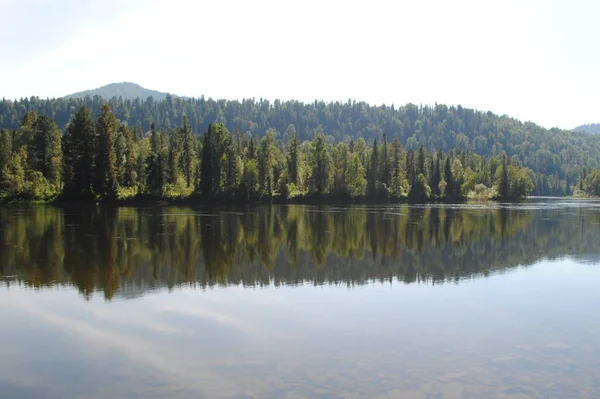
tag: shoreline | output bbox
[0,194,530,207]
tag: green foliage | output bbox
[345,153,366,197]
[408,173,431,200]
[95,104,118,197]
[495,160,534,200]
[31,115,62,190]
[63,106,97,196]
[575,169,600,197]
[0,103,536,202]
[242,159,259,199]
[1,146,27,197]
[309,133,333,194]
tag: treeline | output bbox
[0,105,533,201]
[2,204,599,300]
[0,94,595,195]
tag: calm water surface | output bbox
[1,200,600,398]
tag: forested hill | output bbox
[574,123,600,134]
[63,82,172,101]
[0,92,599,190]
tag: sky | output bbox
[0,0,598,129]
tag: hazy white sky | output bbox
[0,0,598,129]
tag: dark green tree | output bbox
[287,132,299,185]
[368,138,379,196]
[200,124,214,197]
[381,134,390,187]
[31,115,62,189]
[445,156,454,198]
[95,104,118,196]
[63,106,97,196]
[179,116,196,188]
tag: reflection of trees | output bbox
[1,204,600,299]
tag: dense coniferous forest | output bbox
[2,87,597,199]
[0,103,533,201]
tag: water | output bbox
[1,200,600,398]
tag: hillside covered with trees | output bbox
[0,104,533,202]
[0,86,594,198]
[574,123,600,135]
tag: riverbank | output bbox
[0,192,528,207]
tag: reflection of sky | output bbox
[1,260,600,399]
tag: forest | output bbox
[0,104,535,202]
[0,93,598,197]
[1,205,599,300]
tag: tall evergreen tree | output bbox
[445,156,454,198]
[258,130,276,197]
[430,156,442,197]
[417,145,427,176]
[179,116,196,188]
[310,133,333,194]
[147,123,168,195]
[200,124,213,197]
[31,115,62,189]
[381,134,390,187]
[63,106,97,196]
[95,104,118,196]
[368,138,379,196]
[406,150,416,186]
[247,136,257,160]
[500,155,510,199]
[287,133,299,185]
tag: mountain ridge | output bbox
[63,82,174,101]
[574,123,600,134]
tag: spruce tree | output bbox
[368,138,379,196]
[287,133,299,185]
[95,104,118,196]
[201,124,213,197]
[445,156,454,198]
[64,106,96,196]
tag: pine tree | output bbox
[430,156,441,197]
[258,131,276,197]
[179,116,196,188]
[95,104,118,196]
[406,150,416,186]
[287,133,299,185]
[247,136,257,160]
[32,115,62,190]
[368,138,379,196]
[445,156,454,198]
[310,133,333,194]
[147,123,168,196]
[500,155,509,199]
[201,124,213,197]
[381,134,390,187]
[63,106,97,196]
[417,145,427,176]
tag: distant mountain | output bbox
[64,82,173,101]
[574,123,600,134]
